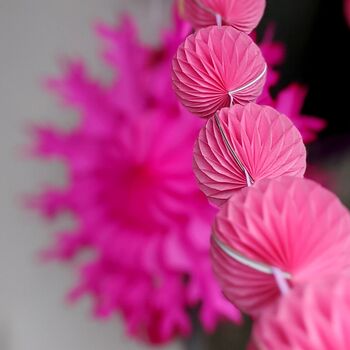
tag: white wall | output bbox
[0,1,182,349]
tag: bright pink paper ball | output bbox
[211,177,350,317]
[251,277,350,350]
[172,26,267,118]
[182,0,266,33]
[193,104,306,206]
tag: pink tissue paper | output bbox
[211,177,350,317]
[193,103,306,206]
[172,25,267,118]
[181,0,266,33]
[251,276,350,349]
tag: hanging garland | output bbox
[173,0,350,348]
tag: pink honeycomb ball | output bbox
[172,26,267,119]
[182,0,266,33]
[193,104,306,206]
[252,277,350,350]
[211,177,350,316]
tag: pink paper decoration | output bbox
[251,277,350,349]
[29,15,241,343]
[193,103,306,206]
[211,177,350,317]
[182,0,266,33]
[172,26,267,118]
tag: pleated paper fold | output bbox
[182,0,266,33]
[193,104,307,206]
[172,26,267,118]
[251,277,350,349]
[211,177,350,316]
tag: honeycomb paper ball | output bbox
[251,277,350,350]
[182,0,266,33]
[193,104,306,206]
[172,26,267,118]
[211,177,350,317]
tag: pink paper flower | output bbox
[345,0,350,26]
[29,12,240,344]
[255,25,285,105]
[273,84,326,143]
[256,29,326,142]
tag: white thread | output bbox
[271,267,290,295]
[215,14,222,27]
[229,93,234,107]
[228,64,267,98]
[245,169,252,187]
[214,113,254,185]
[212,234,291,279]
[192,0,288,299]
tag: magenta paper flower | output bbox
[345,0,350,26]
[256,28,326,143]
[29,13,240,344]
[273,84,326,143]
[29,8,324,345]
[254,25,285,105]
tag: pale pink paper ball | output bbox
[193,104,306,206]
[172,26,267,118]
[211,177,350,317]
[182,0,266,33]
[251,277,350,350]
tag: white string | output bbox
[212,234,291,280]
[192,0,225,28]
[214,108,290,295]
[271,267,290,295]
[193,0,286,296]
[228,63,267,99]
[229,93,234,107]
[244,169,252,187]
[214,113,254,185]
[215,14,222,27]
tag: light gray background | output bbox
[0,1,182,349]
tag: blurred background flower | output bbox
[28,11,240,344]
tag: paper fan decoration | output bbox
[211,177,350,317]
[181,0,266,33]
[172,26,267,118]
[251,277,350,350]
[193,104,306,206]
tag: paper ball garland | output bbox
[172,25,267,118]
[182,0,266,33]
[211,177,350,317]
[251,277,350,350]
[172,1,349,347]
[193,104,307,206]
